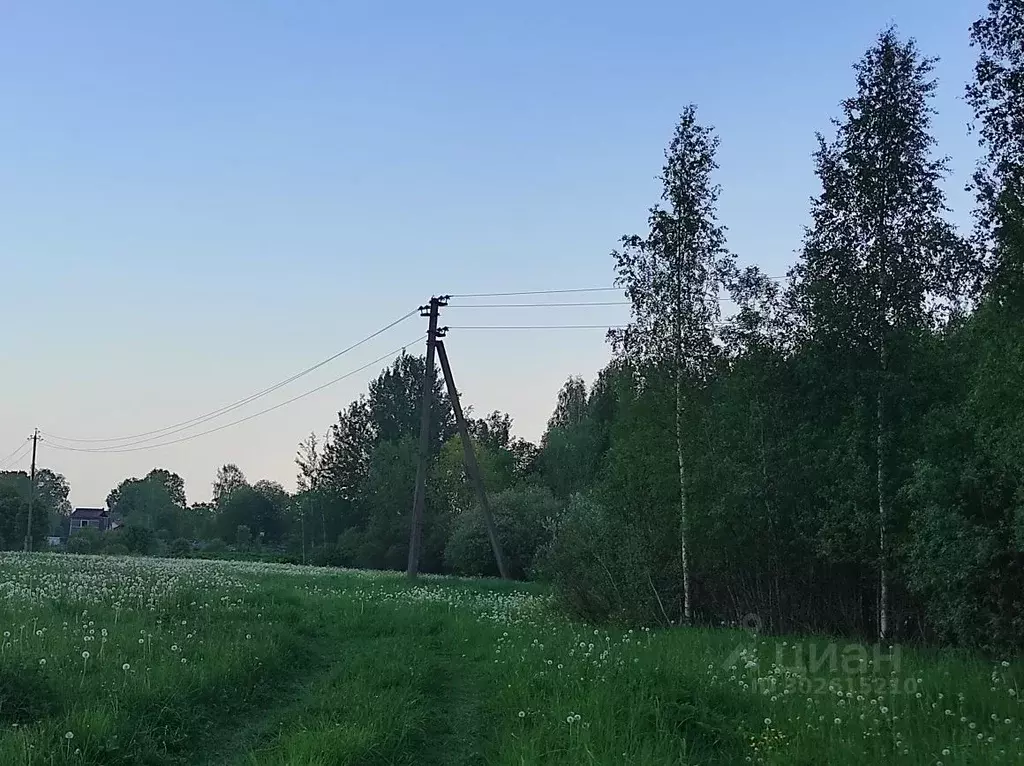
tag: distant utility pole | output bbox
[406,296,446,578]
[24,429,39,552]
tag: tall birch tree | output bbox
[611,105,733,624]
[790,29,965,640]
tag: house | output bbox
[69,508,110,533]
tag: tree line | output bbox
[3,8,1021,651]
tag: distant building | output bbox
[45,536,62,547]
[69,508,110,533]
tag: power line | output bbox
[447,320,733,330]
[0,442,30,471]
[46,337,425,455]
[446,324,628,331]
[448,277,786,301]
[449,287,622,298]
[448,301,630,308]
[43,308,419,448]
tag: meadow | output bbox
[0,553,1020,765]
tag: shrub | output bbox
[536,492,674,625]
[119,525,157,555]
[203,538,226,553]
[66,529,101,554]
[444,485,561,579]
[168,538,192,558]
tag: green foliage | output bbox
[107,473,182,533]
[535,493,621,622]
[66,529,101,554]
[236,524,252,549]
[216,486,286,544]
[168,538,192,558]
[444,485,561,579]
[213,464,248,507]
[118,525,157,555]
[0,471,54,551]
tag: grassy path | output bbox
[206,602,497,766]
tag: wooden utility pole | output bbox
[406,296,446,578]
[24,429,39,552]
[435,340,510,580]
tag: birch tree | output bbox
[611,105,733,624]
[967,0,1024,301]
[790,29,965,640]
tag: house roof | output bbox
[70,508,108,519]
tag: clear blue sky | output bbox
[0,1,982,508]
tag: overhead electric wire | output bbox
[447,301,630,308]
[46,336,425,455]
[42,308,419,448]
[0,442,29,470]
[449,287,622,299]
[447,324,628,331]
[449,277,785,301]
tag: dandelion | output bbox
[64,732,73,740]
[38,658,45,666]
[81,651,90,660]
[518,711,525,718]
[122,663,130,671]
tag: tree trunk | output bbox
[675,371,692,626]
[320,497,327,551]
[877,340,889,643]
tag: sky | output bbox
[0,0,983,508]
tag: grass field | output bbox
[0,553,1021,765]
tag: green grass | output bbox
[0,553,1021,765]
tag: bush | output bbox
[66,529,101,554]
[168,538,192,558]
[310,544,347,568]
[118,525,157,555]
[202,538,226,554]
[444,485,561,579]
[536,492,673,625]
